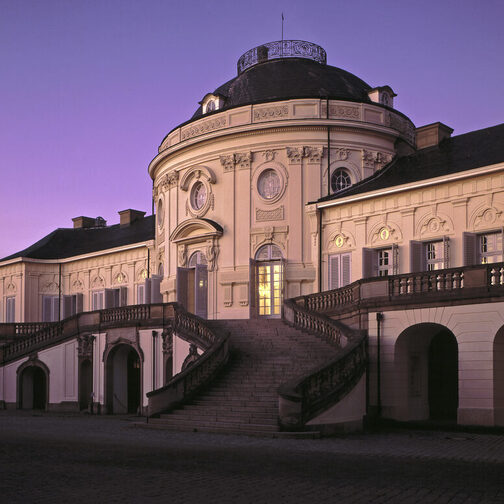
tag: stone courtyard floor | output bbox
[1,412,504,503]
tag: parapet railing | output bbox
[0,322,53,340]
[278,261,504,430]
[0,304,175,364]
[279,298,365,429]
[147,306,229,417]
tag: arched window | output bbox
[188,250,207,267]
[255,244,283,261]
[331,168,352,193]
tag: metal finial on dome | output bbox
[237,40,327,75]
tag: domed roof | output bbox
[191,41,372,120]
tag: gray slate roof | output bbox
[317,123,504,204]
[1,216,155,262]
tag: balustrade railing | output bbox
[147,305,229,417]
[389,268,465,296]
[0,322,53,340]
[100,304,150,323]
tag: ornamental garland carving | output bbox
[6,282,16,293]
[162,325,173,355]
[253,105,288,121]
[418,215,453,237]
[206,244,219,272]
[333,148,350,161]
[286,146,324,164]
[41,281,59,294]
[370,223,401,245]
[178,244,188,267]
[220,152,252,172]
[472,205,504,230]
[262,150,276,162]
[256,206,284,222]
[329,105,360,119]
[250,226,288,256]
[362,150,393,170]
[181,117,226,141]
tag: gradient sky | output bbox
[1,0,503,258]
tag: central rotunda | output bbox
[148,40,415,319]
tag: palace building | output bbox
[1,41,503,432]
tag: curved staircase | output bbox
[145,319,340,436]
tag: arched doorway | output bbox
[428,330,458,420]
[106,344,141,414]
[254,244,284,318]
[394,323,458,422]
[18,364,48,410]
[177,250,208,318]
[79,359,93,411]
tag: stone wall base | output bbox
[458,408,494,427]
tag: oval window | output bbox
[191,182,207,210]
[258,169,281,200]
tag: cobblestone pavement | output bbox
[1,412,504,503]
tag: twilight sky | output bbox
[1,0,503,258]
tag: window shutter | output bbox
[42,296,52,322]
[443,236,450,269]
[463,232,478,265]
[194,265,208,319]
[409,241,423,273]
[341,253,351,286]
[120,286,128,307]
[105,289,116,309]
[392,244,399,275]
[144,279,152,304]
[362,248,374,278]
[63,295,73,319]
[249,259,257,318]
[151,275,162,303]
[329,255,340,289]
[76,293,83,314]
[6,297,15,323]
[176,268,189,309]
[137,284,145,305]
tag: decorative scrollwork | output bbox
[237,40,326,74]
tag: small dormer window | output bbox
[380,93,390,106]
[206,101,215,113]
[201,93,225,115]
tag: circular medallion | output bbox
[379,227,390,241]
[335,235,344,248]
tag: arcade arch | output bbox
[17,359,49,410]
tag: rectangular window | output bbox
[328,253,351,289]
[6,296,15,323]
[411,237,449,272]
[363,245,398,278]
[426,241,444,270]
[480,232,503,264]
[42,295,60,322]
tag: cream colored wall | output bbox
[368,303,504,427]
[152,98,402,319]
[0,244,152,323]
[318,164,504,288]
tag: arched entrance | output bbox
[493,326,504,425]
[254,244,284,318]
[428,330,458,420]
[79,359,93,411]
[394,323,458,422]
[18,363,48,410]
[106,344,141,414]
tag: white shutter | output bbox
[63,295,73,319]
[137,284,145,304]
[329,255,340,289]
[463,232,478,265]
[341,253,351,286]
[362,248,375,278]
[410,241,423,273]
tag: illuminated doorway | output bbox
[177,250,208,318]
[255,244,284,318]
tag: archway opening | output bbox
[428,330,458,420]
[394,323,458,422]
[493,327,504,425]
[19,366,47,410]
[106,344,141,414]
[79,359,93,411]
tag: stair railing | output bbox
[147,305,230,417]
[279,298,366,430]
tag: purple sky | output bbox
[1,0,503,258]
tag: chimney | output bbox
[416,122,453,150]
[118,209,146,227]
[72,216,97,229]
